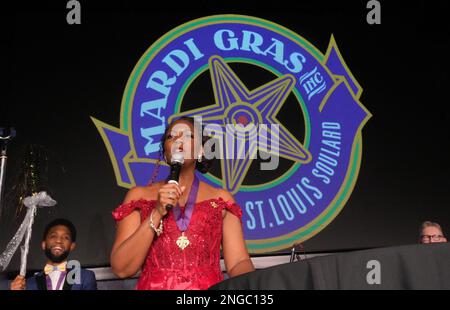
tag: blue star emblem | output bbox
[170,56,311,193]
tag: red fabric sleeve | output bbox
[111,199,156,222]
[217,197,243,222]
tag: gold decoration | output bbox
[176,232,190,250]
[7,144,50,219]
[210,201,218,208]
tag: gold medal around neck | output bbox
[176,232,190,250]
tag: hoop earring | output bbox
[197,154,202,163]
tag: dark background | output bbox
[1,0,449,271]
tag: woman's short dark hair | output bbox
[161,116,215,174]
[43,218,77,242]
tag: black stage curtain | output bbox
[211,243,450,289]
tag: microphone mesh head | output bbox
[171,152,184,164]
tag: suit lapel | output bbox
[37,269,73,290]
[35,272,47,291]
[62,268,73,290]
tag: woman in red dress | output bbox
[110,117,254,289]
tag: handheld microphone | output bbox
[165,152,184,211]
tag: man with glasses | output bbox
[419,221,447,244]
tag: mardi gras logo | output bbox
[91,15,371,253]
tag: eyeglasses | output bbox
[420,234,444,242]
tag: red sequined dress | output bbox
[112,197,242,290]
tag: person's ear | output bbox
[41,241,46,251]
[70,243,76,252]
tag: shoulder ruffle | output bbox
[216,197,243,221]
[111,199,156,222]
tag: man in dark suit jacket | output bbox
[10,218,97,290]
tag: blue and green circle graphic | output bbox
[92,15,371,253]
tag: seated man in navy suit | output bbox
[10,218,97,290]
